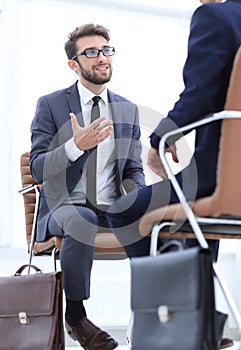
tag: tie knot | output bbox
[92,96,101,106]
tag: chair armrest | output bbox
[158,110,241,248]
[18,183,39,195]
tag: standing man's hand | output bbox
[147,147,168,179]
[147,145,179,179]
[70,112,113,150]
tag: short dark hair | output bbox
[64,23,110,59]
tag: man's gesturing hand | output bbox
[70,112,113,150]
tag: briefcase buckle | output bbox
[18,312,29,325]
[157,305,172,323]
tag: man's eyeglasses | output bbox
[71,47,115,60]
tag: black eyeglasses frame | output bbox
[71,47,115,60]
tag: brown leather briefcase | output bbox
[0,264,65,350]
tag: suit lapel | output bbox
[66,81,85,127]
[108,90,123,137]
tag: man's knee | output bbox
[51,205,98,245]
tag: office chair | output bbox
[19,152,127,267]
[138,46,241,334]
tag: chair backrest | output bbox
[20,152,37,248]
[206,45,241,216]
[20,152,126,259]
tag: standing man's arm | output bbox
[150,5,230,150]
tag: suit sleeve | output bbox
[150,5,230,149]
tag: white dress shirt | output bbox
[64,82,117,206]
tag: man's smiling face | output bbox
[74,35,113,88]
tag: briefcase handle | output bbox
[14,264,42,276]
[159,239,184,254]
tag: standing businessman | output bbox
[106,1,241,274]
[30,23,145,350]
[106,3,241,348]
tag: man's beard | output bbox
[79,63,112,85]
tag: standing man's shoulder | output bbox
[192,0,241,21]
[190,0,241,49]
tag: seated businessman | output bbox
[30,23,145,350]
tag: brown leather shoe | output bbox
[65,317,118,350]
[219,337,234,349]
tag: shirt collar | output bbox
[77,81,108,105]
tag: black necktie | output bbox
[86,96,101,209]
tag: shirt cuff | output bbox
[65,137,84,161]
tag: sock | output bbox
[65,299,87,327]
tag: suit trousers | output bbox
[47,204,109,301]
[106,158,219,261]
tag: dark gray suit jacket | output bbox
[30,81,145,241]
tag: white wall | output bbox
[0,0,196,247]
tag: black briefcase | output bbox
[131,247,227,350]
